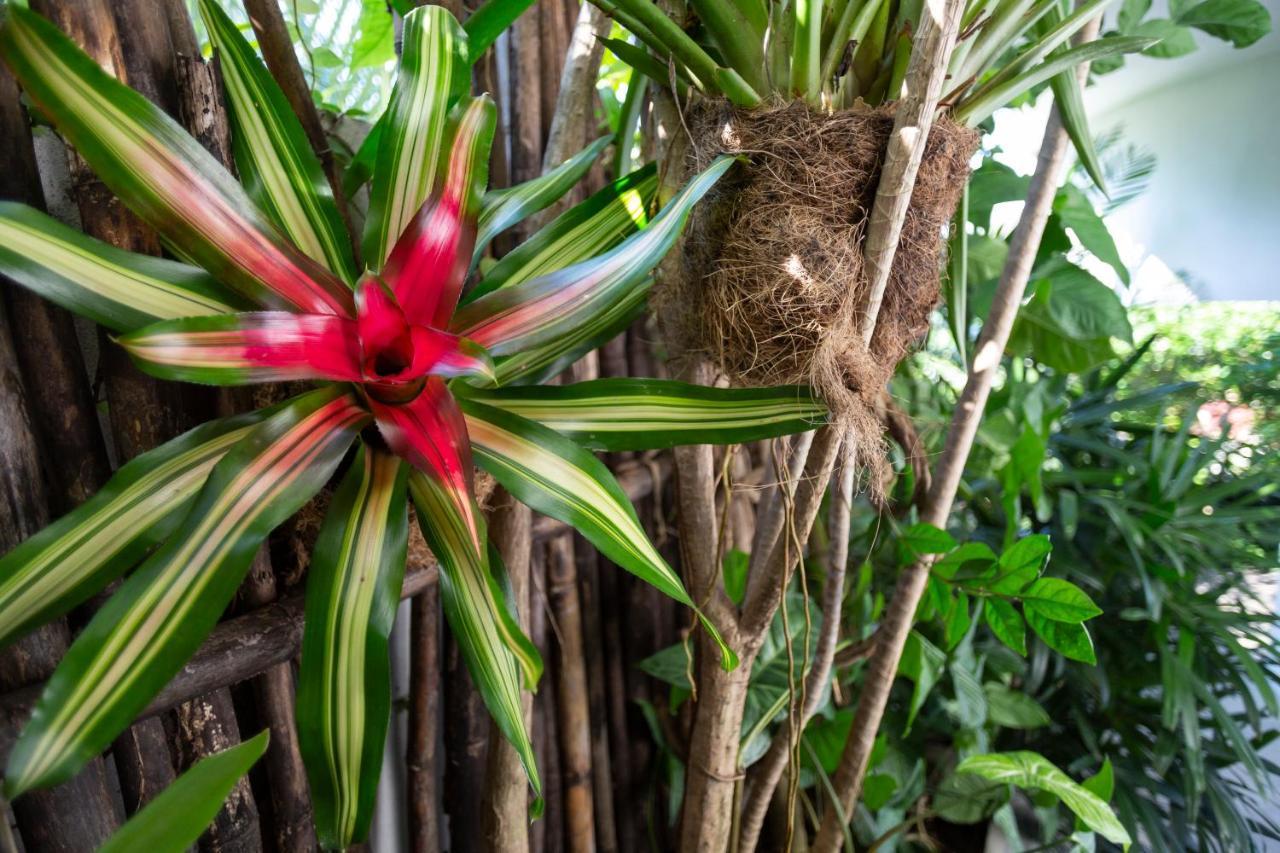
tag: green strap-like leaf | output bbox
[474,136,611,263]
[99,731,270,853]
[465,162,659,303]
[0,5,354,317]
[0,407,273,650]
[406,470,542,802]
[463,0,535,62]
[364,5,469,269]
[298,447,409,849]
[0,202,249,332]
[6,388,368,795]
[453,156,734,357]
[199,0,357,282]
[459,379,827,450]
[955,36,1159,126]
[459,399,738,670]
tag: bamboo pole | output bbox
[810,23,1101,852]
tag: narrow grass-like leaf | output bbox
[364,5,469,269]
[0,202,248,332]
[298,446,409,849]
[99,731,269,853]
[119,312,363,386]
[0,5,354,316]
[460,399,738,670]
[599,37,691,91]
[6,388,367,795]
[474,136,611,262]
[821,0,884,83]
[199,0,357,282]
[465,163,658,303]
[0,408,270,649]
[687,0,768,93]
[956,0,1057,82]
[460,379,826,450]
[407,469,542,802]
[954,36,1159,126]
[1050,69,1107,193]
[453,156,733,356]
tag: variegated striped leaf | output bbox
[0,407,272,649]
[460,399,738,670]
[118,312,363,386]
[297,446,409,849]
[199,0,357,282]
[407,470,543,799]
[6,388,368,794]
[492,278,648,386]
[473,135,611,263]
[452,156,733,357]
[0,202,248,332]
[363,5,469,269]
[383,96,494,329]
[459,379,827,450]
[99,731,269,853]
[0,5,354,317]
[464,162,658,304]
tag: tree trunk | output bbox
[408,577,443,853]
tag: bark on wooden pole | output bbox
[407,576,443,853]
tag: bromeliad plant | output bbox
[0,2,825,846]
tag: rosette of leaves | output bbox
[0,3,826,847]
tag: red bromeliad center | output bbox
[354,276,478,405]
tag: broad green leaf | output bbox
[945,593,974,651]
[984,682,1051,728]
[789,0,822,100]
[933,771,1011,823]
[1177,0,1271,46]
[990,534,1050,593]
[687,0,767,93]
[722,549,748,606]
[454,156,734,357]
[1132,18,1200,55]
[898,522,958,566]
[458,379,826,450]
[364,5,469,268]
[99,731,269,853]
[1026,606,1097,664]
[466,163,658,301]
[0,202,248,333]
[0,407,271,649]
[6,388,367,794]
[1082,757,1115,801]
[407,470,542,804]
[984,597,1028,655]
[298,447,409,848]
[1008,260,1133,373]
[955,36,1159,126]
[460,399,738,670]
[200,0,357,282]
[473,136,611,262]
[946,659,988,727]
[957,751,1132,845]
[1054,186,1128,283]
[899,630,946,732]
[352,0,396,68]
[1021,577,1102,622]
[463,0,535,61]
[934,542,999,582]
[967,159,1030,232]
[0,5,354,316]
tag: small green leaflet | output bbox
[99,731,269,853]
[957,751,1132,846]
[984,597,1028,655]
[897,522,957,566]
[899,630,946,733]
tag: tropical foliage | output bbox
[0,2,826,847]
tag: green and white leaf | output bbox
[200,0,357,282]
[459,379,826,450]
[0,407,272,649]
[0,202,247,333]
[298,447,409,849]
[364,4,469,268]
[474,136,611,262]
[460,399,738,670]
[6,388,367,795]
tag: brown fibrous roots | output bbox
[658,99,977,475]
